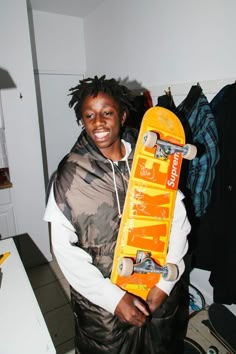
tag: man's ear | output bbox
[121,112,127,126]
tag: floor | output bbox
[26,259,229,354]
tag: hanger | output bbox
[165,86,172,97]
[157,86,176,111]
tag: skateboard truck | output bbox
[118,251,178,281]
[142,131,197,160]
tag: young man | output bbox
[44,75,191,353]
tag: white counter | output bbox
[0,238,56,354]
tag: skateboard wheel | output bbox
[183,144,197,160]
[207,346,219,354]
[142,131,157,148]
[118,257,134,277]
[162,263,178,281]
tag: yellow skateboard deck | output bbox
[111,106,187,300]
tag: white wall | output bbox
[31,10,86,73]
[83,0,236,313]
[0,0,52,263]
[84,0,236,87]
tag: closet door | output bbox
[36,72,83,179]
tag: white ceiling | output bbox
[28,0,105,18]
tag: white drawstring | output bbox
[108,160,122,218]
[107,140,132,219]
[125,159,131,176]
[108,158,131,219]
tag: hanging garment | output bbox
[207,83,235,304]
[191,83,236,304]
[126,91,153,129]
[156,88,176,112]
[175,86,219,218]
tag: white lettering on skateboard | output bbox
[167,152,180,188]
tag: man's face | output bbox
[81,92,126,156]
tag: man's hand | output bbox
[115,292,149,327]
[146,286,168,313]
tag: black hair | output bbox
[68,75,135,125]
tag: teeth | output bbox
[95,132,108,138]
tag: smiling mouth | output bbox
[94,131,109,140]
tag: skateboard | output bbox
[184,337,206,354]
[203,303,236,354]
[111,106,197,300]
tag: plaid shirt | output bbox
[176,93,219,217]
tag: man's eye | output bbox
[85,113,94,119]
[104,111,112,116]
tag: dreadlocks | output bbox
[68,75,135,125]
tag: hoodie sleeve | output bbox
[44,186,125,314]
[156,190,191,295]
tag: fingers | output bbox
[133,298,150,316]
[146,286,168,313]
[115,293,149,327]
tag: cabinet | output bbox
[0,188,16,239]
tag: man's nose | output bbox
[94,115,105,126]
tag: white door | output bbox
[36,72,83,179]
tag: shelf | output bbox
[0,182,12,189]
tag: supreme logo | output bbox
[167,152,182,190]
